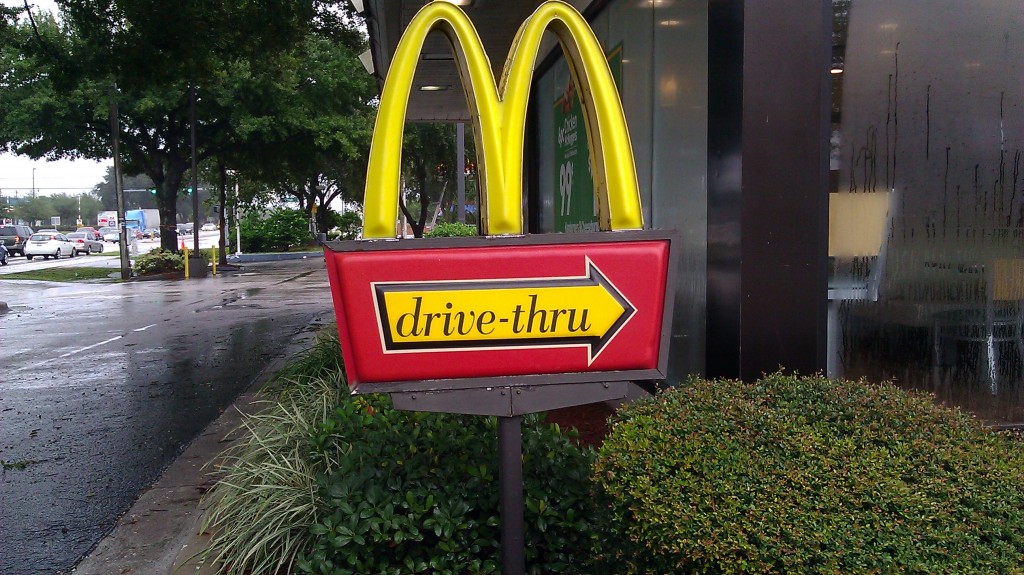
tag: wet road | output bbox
[0,258,333,575]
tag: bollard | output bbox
[183,246,190,279]
[211,245,217,275]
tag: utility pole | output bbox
[110,85,131,280]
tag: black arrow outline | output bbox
[373,260,636,362]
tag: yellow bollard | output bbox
[211,245,217,275]
[183,246,190,279]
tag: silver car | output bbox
[66,232,105,255]
[24,232,77,260]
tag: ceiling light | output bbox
[419,85,449,92]
[830,68,843,74]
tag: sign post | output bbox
[324,3,678,572]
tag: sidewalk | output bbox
[71,314,330,575]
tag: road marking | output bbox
[133,324,157,332]
[20,336,124,371]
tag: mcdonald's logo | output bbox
[362,0,644,238]
[324,1,677,395]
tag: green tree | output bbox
[48,193,82,226]
[401,123,472,238]
[232,24,377,234]
[0,0,333,252]
[78,193,104,226]
[14,193,54,225]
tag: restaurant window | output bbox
[831,0,1024,423]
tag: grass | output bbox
[1,267,118,282]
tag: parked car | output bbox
[24,232,76,260]
[0,224,34,256]
[99,227,119,242]
[66,232,105,255]
[142,228,161,239]
[200,223,217,232]
[0,244,8,266]
[76,226,103,241]
[177,223,194,234]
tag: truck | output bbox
[124,209,160,233]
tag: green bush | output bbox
[238,208,312,252]
[426,222,478,237]
[326,211,362,241]
[297,401,596,575]
[592,373,1024,574]
[132,248,183,275]
[199,326,595,575]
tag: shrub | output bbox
[296,402,597,575]
[199,326,596,575]
[238,208,312,252]
[426,222,477,237]
[326,211,362,241]
[132,248,183,276]
[592,373,1024,574]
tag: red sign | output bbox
[324,232,676,393]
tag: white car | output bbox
[200,223,217,232]
[99,227,120,242]
[24,232,77,260]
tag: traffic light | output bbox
[148,188,157,194]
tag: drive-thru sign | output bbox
[323,3,677,572]
[327,232,674,391]
[325,0,677,394]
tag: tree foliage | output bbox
[401,123,460,238]
[0,0,375,251]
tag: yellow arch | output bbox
[362,0,643,239]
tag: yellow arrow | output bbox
[374,261,635,362]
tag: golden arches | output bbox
[362,0,643,239]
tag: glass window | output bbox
[831,0,1024,423]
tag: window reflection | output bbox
[831,0,1024,423]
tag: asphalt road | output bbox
[0,257,333,575]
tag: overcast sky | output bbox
[0,0,110,197]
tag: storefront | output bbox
[360,0,1024,424]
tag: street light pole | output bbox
[31,168,36,196]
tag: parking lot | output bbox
[0,229,226,276]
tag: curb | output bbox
[71,314,331,575]
[227,252,322,263]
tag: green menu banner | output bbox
[553,43,622,233]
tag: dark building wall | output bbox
[739,0,831,379]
